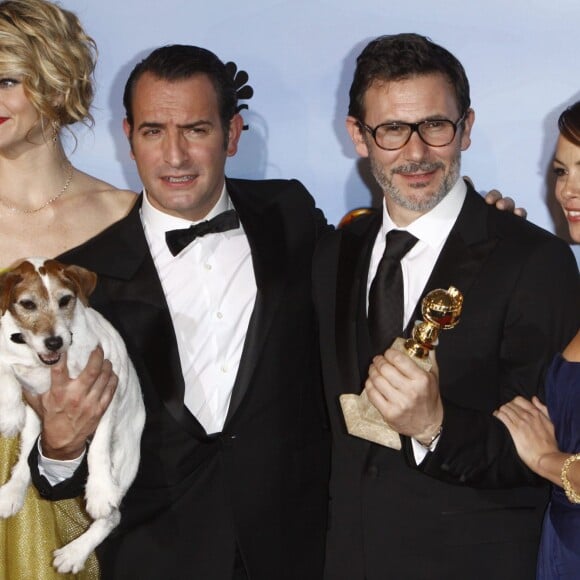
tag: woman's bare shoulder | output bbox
[74,171,138,219]
[563,331,580,363]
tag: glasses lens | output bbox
[418,120,456,147]
[374,124,411,150]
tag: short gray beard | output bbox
[370,155,461,213]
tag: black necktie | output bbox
[165,209,240,256]
[368,229,418,355]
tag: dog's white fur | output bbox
[0,257,145,573]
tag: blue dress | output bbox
[537,354,580,579]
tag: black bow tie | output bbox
[165,209,240,256]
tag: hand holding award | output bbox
[340,286,463,449]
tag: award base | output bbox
[339,337,432,450]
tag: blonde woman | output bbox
[0,0,136,577]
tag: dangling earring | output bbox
[51,120,60,144]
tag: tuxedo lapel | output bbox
[224,180,288,425]
[335,212,382,394]
[404,186,498,334]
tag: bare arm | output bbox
[494,396,566,486]
[495,331,580,491]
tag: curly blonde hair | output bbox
[0,0,96,128]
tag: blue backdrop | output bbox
[61,0,580,260]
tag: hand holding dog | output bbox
[365,348,443,446]
[24,345,118,460]
[0,258,144,572]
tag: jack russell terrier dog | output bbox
[0,258,145,574]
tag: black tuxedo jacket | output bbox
[313,185,579,580]
[33,178,331,579]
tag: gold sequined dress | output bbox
[0,436,99,579]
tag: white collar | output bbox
[141,184,231,236]
[381,178,466,250]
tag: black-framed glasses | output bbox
[358,111,467,151]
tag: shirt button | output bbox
[204,263,212,270]
[216,312,223,319]
[221,365,228,373]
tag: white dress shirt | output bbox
[141,187,256,435]
[366,178,467,462]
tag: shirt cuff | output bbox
[36,438,86,486]
[411,432,441,465]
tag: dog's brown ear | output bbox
[62,264,98,306]
[0,269,23,314]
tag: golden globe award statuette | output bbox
[339,286,463,450]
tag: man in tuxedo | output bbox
[313,33,580,579]
[29,45,330,579]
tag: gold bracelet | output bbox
[417,425,443,450]
[561,453,580,504]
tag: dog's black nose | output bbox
[44,336,63,352]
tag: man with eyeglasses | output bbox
[313,33,579,580]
